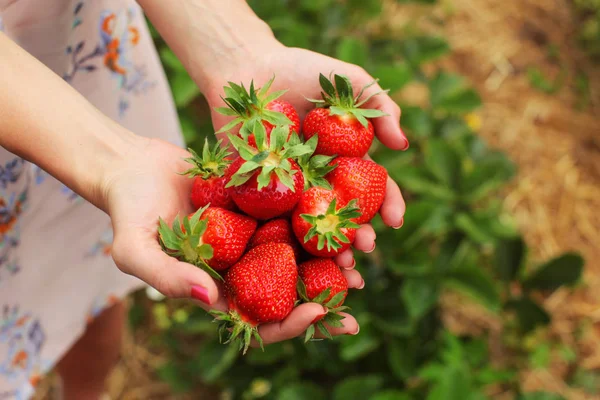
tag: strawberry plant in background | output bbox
[143,0,586,398]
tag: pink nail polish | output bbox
[365,243,376,253]
[393,217,404,230]
[342,259,356,270]
[399,128,410,150]
[191,285,211,305]
[311,308,328,324]
[347,325,360,336]
[358,279,365,290]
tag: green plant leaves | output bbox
[429,72,482,113]
[401,278,440,320]
[335,37,369,66]
[445,264,501,311]
[517,392,566,400]
[400,36,450,65]
[424,139,461,187]
[371,63,413,93]
[495,236,526,282]
[340,321,380,361]
[333,375,384,400]
[388,339,417,381]
[277,382,327,400]
[371,390,413,400]
[506,297,550,333]
[522,253,584,291]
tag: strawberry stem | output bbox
[225,123,313,192]
[296,135,337,190]
[210,309,264,355]
[215,75,293,137]
[296,279,349,342]
[308,73,389,128]
[157,206,223,281]
[181,139,231,179]
[300,198,362,252]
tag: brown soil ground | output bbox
[33,0,600,399]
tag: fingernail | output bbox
[365,243,376,253]
[191,285,211,305]
[399,128,410,151]
[347,325,360,336]
[358,279,365,290]
[393,218,404,230]
[311,307,328,324]
[342,259,356,270]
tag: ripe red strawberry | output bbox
[182,139,235,210]
[248,218,301,260]
[224,124,311,220]
[303,73,387,158]
[215,76,300,146]
[297,258,349,341]
[211,243,298,354]
[158,206,257,279]
[326,157,388,224]
[292,186,361,257]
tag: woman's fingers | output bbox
[342,268,363,289]
[335,249,355,269]
[312,312,359,339]
[380,175,405,228]
[351,68,408,151]
[254,303,326,347]
[111,228,222,309]
[353,224,376,253]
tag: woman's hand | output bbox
[205,46,408,270]
[103,136,362,344]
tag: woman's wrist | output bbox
[138,0,283,95]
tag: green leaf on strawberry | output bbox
[157,206,223,281]
[181,139,232,179]
[296,135,338,190]
[309,73,389,128]
[215,76,294,137]
[225,122,313,192]
[297,279,349,342]
[300,198,361,252]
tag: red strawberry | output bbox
[292,186,361,257]
[215,76,300,146]
[211,243,298,354]
[303,73,387,158]
[297,258,349,341]
[182,139,235,210]
[248,218,302,260]
[158,206,257,279]
[326,157,387,224]
[224,124,311,220]
[262,100,301,137]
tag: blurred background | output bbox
[37,0,600,399]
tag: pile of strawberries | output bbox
[158,74,391,354]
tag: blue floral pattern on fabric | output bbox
[63,1,156,117]
[0,159,28,288]
[0,305,47,400]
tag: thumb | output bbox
[111,228,220,305]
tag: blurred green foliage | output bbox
[144,1,585,399]
[574,0,600,60]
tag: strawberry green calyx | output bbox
[226,122,313,191]
[300,198,361,252]
[307,73,389,128]
[215,76,292,137]
[295,135,337,190]
[157,206,223,281]
[181,139,232,179]
[296,280,349,342]
[210,309,263,355]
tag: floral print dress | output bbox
[0,0,183,398]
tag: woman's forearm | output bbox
[137,0,280,93]
[0,33,136,212]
